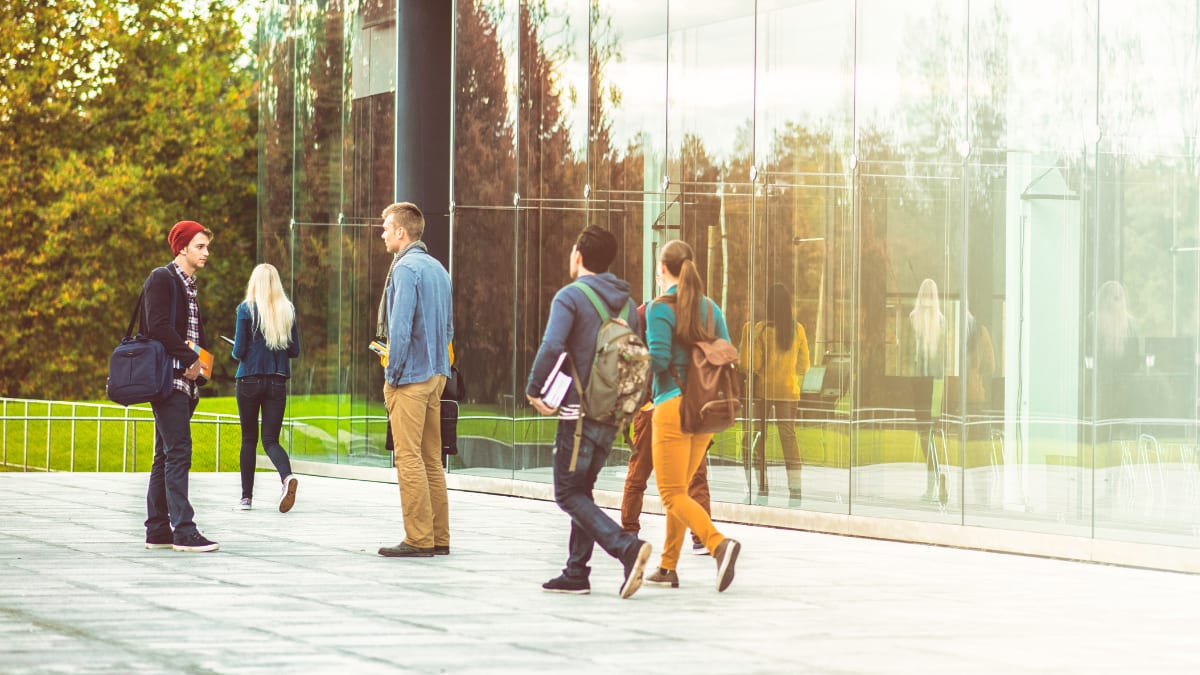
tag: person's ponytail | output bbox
[659,240,715,345]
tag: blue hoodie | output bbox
[525,272,640,419]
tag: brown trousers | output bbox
[620,405,711,543]
[384,375,449,549]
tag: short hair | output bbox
[381,202,425,240]
[575,226,617,273]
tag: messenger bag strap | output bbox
[567,358,585,472]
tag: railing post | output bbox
[2,398,7,466]
[215,416,221,472]
[23,400,29,471]
[122,407,129,472]
[95,404,102,472]
[45,401,52,471]
[70,402,77,472]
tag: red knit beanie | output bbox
[168,220,205,255]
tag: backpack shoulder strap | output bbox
[570,281,611,322]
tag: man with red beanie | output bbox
[142,220,219,553]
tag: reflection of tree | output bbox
[515,0,590,402]
[453,0,518,402]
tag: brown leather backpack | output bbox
[669,300,742,434]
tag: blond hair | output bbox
[244,263,295,350]
[909,278,944,363]
[381,202,425,240]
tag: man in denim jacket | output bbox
[525,226,652,598]
[376,202,454,558]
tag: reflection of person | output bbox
[621,301,712,561]
[377,202,454,558]
[909,278,944,501]
[964,311,995,414]
[143,220,219,553]
[1087,280,1139,421]
[525,226,651,598]
[232,264,301,513]
[646,240,741,592]
[749,283,810,504]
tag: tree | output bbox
[0,0,257,399]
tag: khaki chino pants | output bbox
[384,375,449,549]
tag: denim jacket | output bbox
[384,246,454,386]
[232,302,301,379]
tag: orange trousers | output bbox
[651,396,726,571]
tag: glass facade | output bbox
[260,1,1200,550]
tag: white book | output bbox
[539,352,573,409]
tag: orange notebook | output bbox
[187,340,214,385]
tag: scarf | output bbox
[376,239,428,340]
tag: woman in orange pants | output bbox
[643,240,741,592]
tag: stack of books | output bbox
[540,352,573,409]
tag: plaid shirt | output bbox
[169,262,201,400]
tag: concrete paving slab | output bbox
[2,473,1199,674]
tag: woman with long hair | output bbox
[1089,280,1139,424]
[643,240,741,592]
[909,278,945,501]
[232,263,301,512]
[749,282,810,504]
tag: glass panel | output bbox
[450,207,518,479]
[755,0,855,513]
[258,1,297,274]
[852,0,966,523]
[451,1,520,480]
[509,0,591,487]
[665,0,756,504]
[960,0,1097,537]
[292,2,350,226]
[1095,1,1200,547]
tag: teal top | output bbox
[645,285,731,406]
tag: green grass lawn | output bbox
[1,396,1147,473]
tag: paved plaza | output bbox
[1,472,1199,674]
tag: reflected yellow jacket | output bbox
[747,321,810,401]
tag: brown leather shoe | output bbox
[378,542,434,557]
[645,567,680,588]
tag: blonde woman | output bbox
[232,264,301,512]
[909,278,944,501]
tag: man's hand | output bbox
[182,360,203,381]
[526,394,556,416]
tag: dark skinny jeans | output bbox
[236,375,293,500]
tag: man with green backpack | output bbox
[526,226,653,599]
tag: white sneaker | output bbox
[238,498,252,510]
[279,475,298,513]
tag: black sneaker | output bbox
[172,531,219,553]
[542,574,590,594]
[433,545,450,555]
[713,538,741,592]
[145,533,173,550]
[378,542,435,557]
[691,540,709,556]
[619,540,652,599]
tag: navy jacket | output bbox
[232,301,301,378]
[525,272,640,409]
[141,265,204,369]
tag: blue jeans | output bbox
[146,391,199,540]
[553,418,640,580]
[236,375,293,500]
